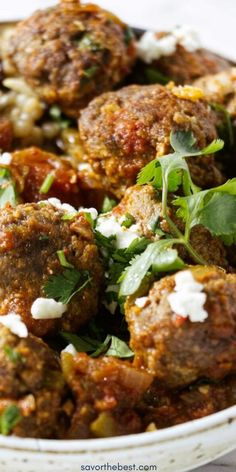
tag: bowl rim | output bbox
[0,404,236,453]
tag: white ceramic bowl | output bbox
[0,405,236,472]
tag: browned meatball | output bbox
[0,203,104,337]
[111,184,229,268]
[0,325,67,438]
[125,266,236,389]
[142,37,230,85]
[140,376,236,430]
[79,84,223,198]
[8,147,83,207]
[5,0,136,117]
[61,351,152,438]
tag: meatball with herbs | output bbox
[125,266,236,389]
[61,351,152,438]
[0,202,103,337]
[0,324,67,438]
[7,146,83,207]
[102,184,229,268]
[136,29,230,86]
[79,84,223,198]
[5,0,136,117]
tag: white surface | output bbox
[0,1,236,471]
[1,0,236,60]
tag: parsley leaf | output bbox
[121,213,135,228]
[43,269,92,304]
[0,405,21,436]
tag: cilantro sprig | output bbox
[61,331,133,359]
[43,269,92,304]
[119,130,226,297]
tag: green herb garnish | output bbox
[57,250,74,269]
[0,405,21,436]
[44,269,92,304]
[39,173,55,194]
[0,168,18,208]
[101,196,117,213]
[144,68,170,85]
[61,332,133,359]
[121,213,135,228]
[124,27,134,46]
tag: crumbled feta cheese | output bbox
[137,26,201,63]
[0,152,12,165]
[167,270,208,322]
[79,207,98,220]
[96,214,140,249]
[135,296,149,308]
[137,31,176,63]
[173,25,201,52]
[31,298,68,320]
[0,312,28,338]
[62,344,77,356]
[39,198,77,215]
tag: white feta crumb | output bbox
[167,270,208,322]
[96,214,140,249]
[137,31,176,63]
[39,197,77,215]
[61,344,77,356]
[137,26,201,63]
[79,207,98,220]
[0,152,12,165]
[31,298,68,320]
[0,312,28,338]
[135,296,149,308]
[173,25,201,52]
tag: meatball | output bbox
[125,266,236,388]
[61,351,152,438]
[194,67,236,117]
[0,324,67,438]
[108,184,229,268]
[0,117,13,151]
[0,202,103,337]
[79,84,223,198]
[8,147,83,207]
[136,30,229,85]
[140,376,236,430]
[5,0,136,117]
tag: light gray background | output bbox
[1,0,236,470]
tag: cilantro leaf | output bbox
[144,68,171,85]
[119,240,185,297]
[211,103,234,148]
[198,193,236,245]
[137,130,224,196]
[43,269,92,304]
[0,405,21,436]
[4,346,23,364]
[174,178,236,244]
[61,332,133,359]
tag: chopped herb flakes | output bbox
[0,405,21,436]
